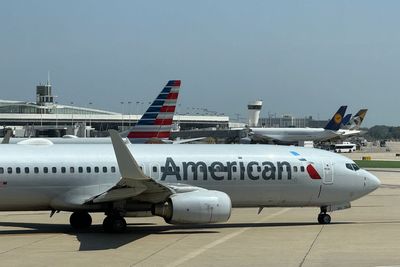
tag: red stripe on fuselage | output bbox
[306,164,321,180]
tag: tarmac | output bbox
[0,169,399,267]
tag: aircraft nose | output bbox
[366,171,381,192]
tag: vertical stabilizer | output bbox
[127,80,181,142]
[324,106,347,131]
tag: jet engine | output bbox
[152,190,232,224]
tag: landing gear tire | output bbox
[70,211,92,230]
[103,215,127,233]
[317,213,331,224]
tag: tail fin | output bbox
[324,106,347,131]
[341,114,352,127]
[127,80,181,141]
[348,109,368,130]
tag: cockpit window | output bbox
[352,164,360,171]
[345,163,354,171]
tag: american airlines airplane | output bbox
[1,80,182,144]
[249,106,348,144]
[0,130,380,232]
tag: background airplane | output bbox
[248,106,348,145]
[0,130,380,232]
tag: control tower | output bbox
[248,100,263,127]
[36,75,54,106]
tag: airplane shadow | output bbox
[0,220,398,251]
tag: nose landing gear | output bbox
[317,207,331,224]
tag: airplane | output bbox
[335,109,368,139]
[0,80,199,144]
[341,114,352,128]
[248,106,348,145]
[345,109,368,130]
[0,130,380,232]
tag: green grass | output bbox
[354,160,400,168]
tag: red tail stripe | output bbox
[128,131,170,138]
[160,106,176,112]
[167,93,179,100]
[154,119,173,125]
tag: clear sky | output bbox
[1,1,399,126]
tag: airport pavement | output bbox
[0,170,399,267]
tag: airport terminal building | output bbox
[0,82,229,137]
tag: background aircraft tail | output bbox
[127,80,181,141]
[341,114,352,127]
[324,105,347,131]
[347,109,368,130]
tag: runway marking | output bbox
[298,225,324,267]
[166,208,291,267]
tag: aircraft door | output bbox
[323,162,333,184]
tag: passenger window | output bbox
[61,167,66,173]
[352,164,360,171]
[87,167,91,173]
[346,163,354,171]
[94,167,99,173]
[161,167,165,172]
[0,167,3,174]
[52,167,57,173]
[300,166,305,172]
[103,167,107,173]
[7,167,12,174]
[34,167,39,174]
[25,167,29,174]
[78,167,83,173]
[293,166,298,172]
[16,167,21,174]
[232,166,237,172]
[257,166,262,172]
[44,167,48,174]
[70,167,75,173]
[153,166,157,172]
[111,166,116,173]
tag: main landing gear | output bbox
[317,207,331,224]
[70,211,92,230]
[69,211,127,233]
[102,214,127,233]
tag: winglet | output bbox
[109,130,149,180]
[1,129,12,144]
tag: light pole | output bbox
[70,102,74,127]
[120,101,124,129]
[88,102,93,129]
[128,101,132,126]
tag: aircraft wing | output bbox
[86,130,174,204]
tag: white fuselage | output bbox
[0,144,379,212]
[250,127,340,143]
